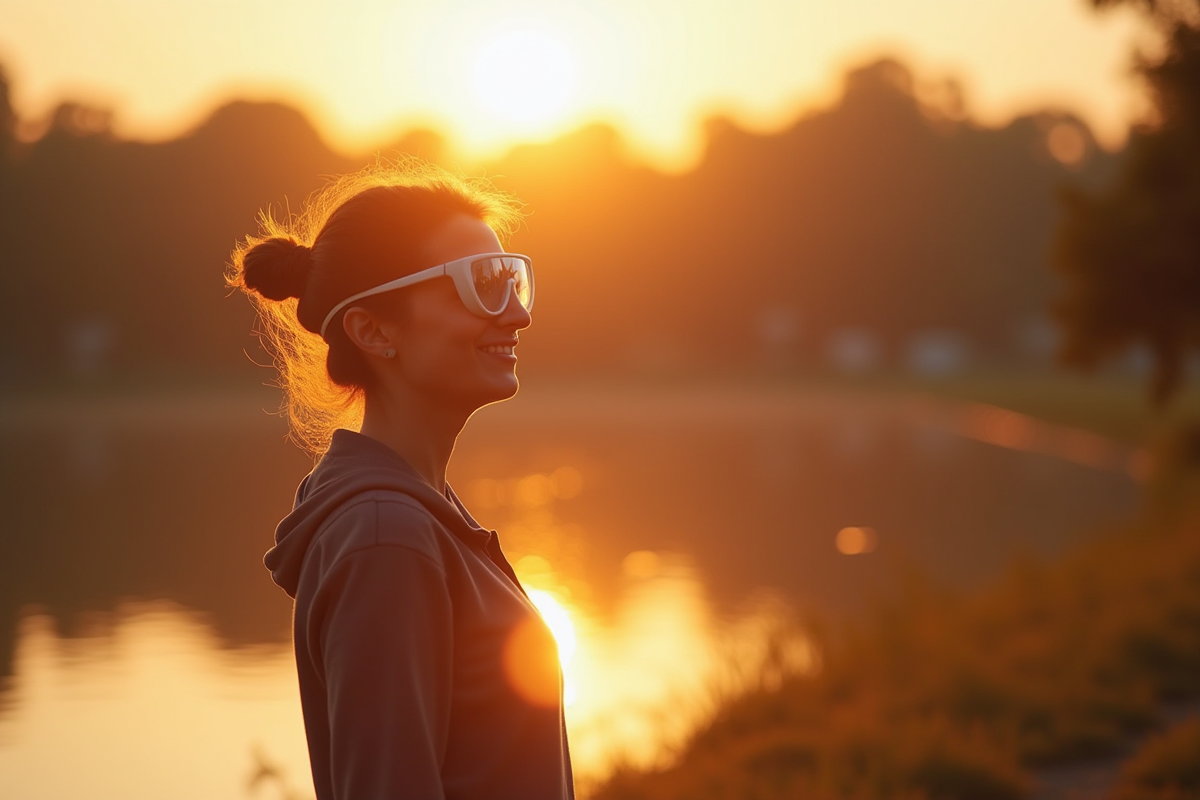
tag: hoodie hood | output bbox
[265,428,492,598]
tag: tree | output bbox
[1054,0,1200,405]
[0,65,14,150]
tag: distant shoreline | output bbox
[0,379,1152,478]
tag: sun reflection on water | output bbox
[0,562,812,798]
[515,552,815,787]
[525,589,579,706]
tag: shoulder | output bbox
[317,490,447,569]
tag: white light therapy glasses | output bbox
[319,252,534,339]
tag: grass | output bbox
[590,423,1200,800]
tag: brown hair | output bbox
[227,159,524,455]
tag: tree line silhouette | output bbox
[1055,0,1200,405]
[0,57,1115,387]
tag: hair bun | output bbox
[241,237,312,301]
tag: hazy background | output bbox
[0,0,1160,386]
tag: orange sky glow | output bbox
[0,0,1149,171]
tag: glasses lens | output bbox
[471,256,532,313]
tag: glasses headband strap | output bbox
[318,264,443,340]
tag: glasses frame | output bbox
[319,252,534,339]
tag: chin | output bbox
[465,373,520,412]
[488,374,521,403]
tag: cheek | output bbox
[397,312,487,380]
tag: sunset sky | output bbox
[0,0,1150,170]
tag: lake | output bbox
[0,382,1141,799]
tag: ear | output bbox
[341,305,398,359]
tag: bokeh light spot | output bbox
[1048,123,1087,166]
[835,526,877,555]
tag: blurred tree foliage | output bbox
[0,65,13,153]
[1055,0,1200,405]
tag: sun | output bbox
[470,28,577,128]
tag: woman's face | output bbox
[380,214,532,411]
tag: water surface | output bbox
[0,384,1140,798]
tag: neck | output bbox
[357,383,471,494]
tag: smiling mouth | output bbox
[480,344,516,356]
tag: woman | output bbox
[229,163,574,800]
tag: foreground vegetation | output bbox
[593,424,1200,800]
[1113,717,1200,800]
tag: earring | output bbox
[383,348,396,359]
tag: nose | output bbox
[496,280,532,331]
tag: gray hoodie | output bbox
[265,429,575,800]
